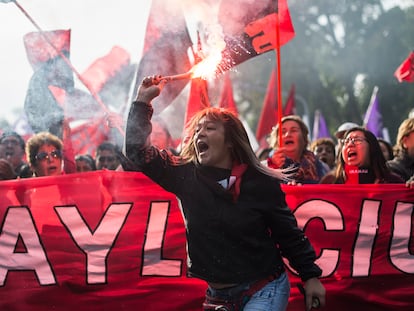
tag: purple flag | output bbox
[312,109,330,140]
[363,86,383,138]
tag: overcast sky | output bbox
[1,0,151,124]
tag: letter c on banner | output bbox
[294,200,344,277]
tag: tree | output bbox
[229,0,414,144]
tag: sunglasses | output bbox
[35,150,63,161]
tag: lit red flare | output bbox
[155,50,223,84]
[154,72,193,84]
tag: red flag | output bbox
[394,51,414,83]
[23,29,71,71]
[70,118,110,156]
[183,31,211,131]
[184,78,211,130]
[256,68,277,147]
[216,0,295,73]
[81,46,136,114]
[81,46,131,94]
[283,83,296,116]
[23,29,74,136]
[48,85,67,107]
[218,73,259,151]
[218,73,239,115]
[132,0,193,114]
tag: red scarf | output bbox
[228,162,248,202]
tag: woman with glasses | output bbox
[320,127,403,184]
[26,131,74,177]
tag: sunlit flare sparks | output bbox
[191,50,223,79]
[159,50,223,83]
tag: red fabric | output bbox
[218,73,239,115]
[244,0,295,48]
[133,0,193,114]
[183,78,211,130]
[23,29,71,70]
[1,173,414,310]
[48,85,67,107]
[283,84,296,116]
[344,165,360,184]
[23,29,75,135]
[394,51,414,83]
[0,171,205,310]
[216,0,295,72]
[229,162,248,202]
[256,68,277,146]
[70,118,110,155]
[218,74,258,150]
[81,46,131,94]
[284,184,414,311]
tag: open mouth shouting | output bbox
[47,165,59,175]
[4,150,14,159]
[283,139,295,146]
[345,148,358,164]
[196,141,209,157]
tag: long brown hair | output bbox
[180,107,288,180]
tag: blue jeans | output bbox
[204,272,290,311]
[243,272,290,311]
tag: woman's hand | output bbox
[106,112,123,129]
[0,159,16,180]
[304,277,326,310]
[406,175,414,188]
[135,75,167,103]
[270,147,287,168]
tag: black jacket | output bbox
[388,151,414,182]
[124,101,322,283]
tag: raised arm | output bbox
[124,76,165,169]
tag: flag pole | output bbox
[11,0,125,136]
[275,1,283,146]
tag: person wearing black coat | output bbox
[123,76,325,311]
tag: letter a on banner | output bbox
[0,207,56,285]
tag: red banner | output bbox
[0,172,413,310]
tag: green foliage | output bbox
[231,0,414,145]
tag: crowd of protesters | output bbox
[1,88,413,311]
[0,129,122,179]
[0,112,178,179]
[1,113,414,186]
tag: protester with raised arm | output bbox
[122,76,325,311]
